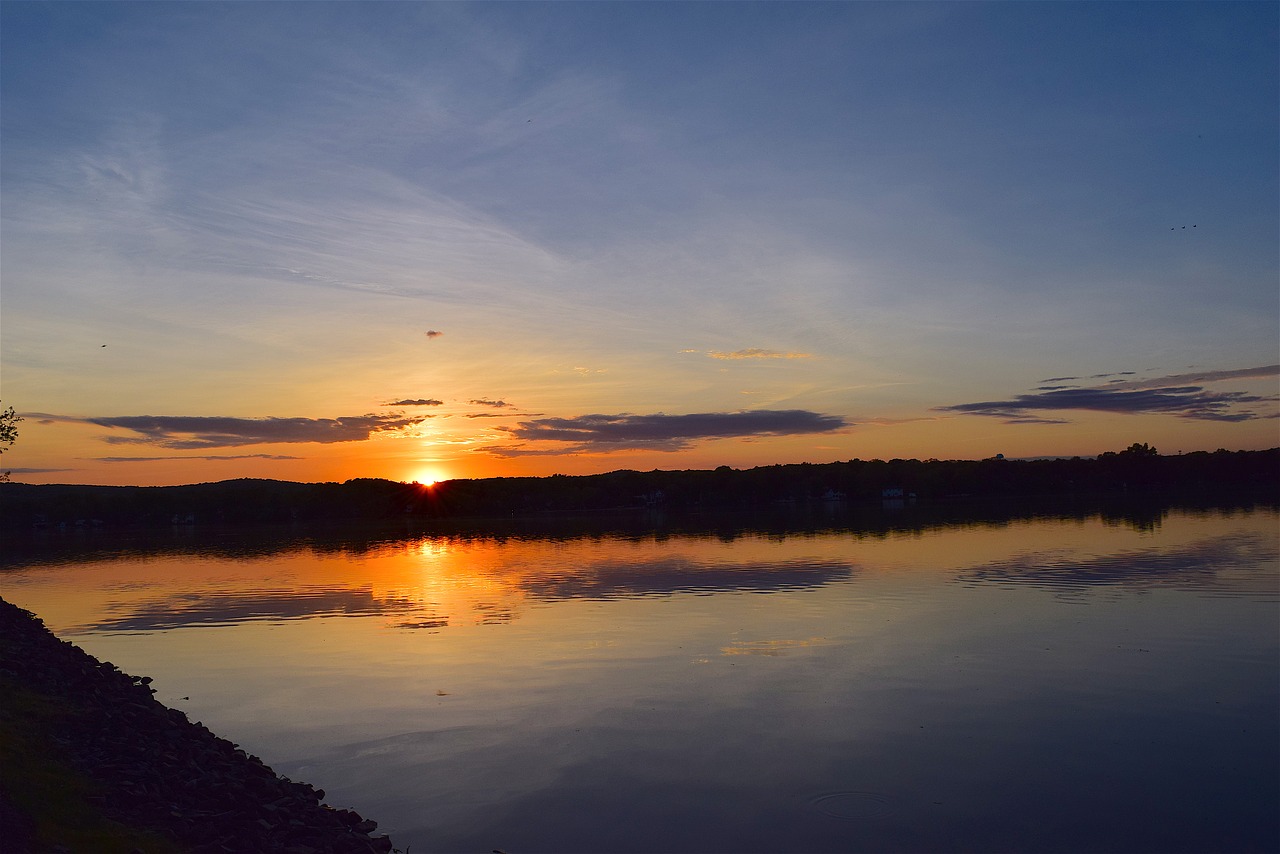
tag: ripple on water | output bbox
[807,790,896,821]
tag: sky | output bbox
[2,1,1277,487]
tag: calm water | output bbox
[2,504,1277,853]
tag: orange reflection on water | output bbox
[5,507,1274,641]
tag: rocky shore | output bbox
[0,596,399,853]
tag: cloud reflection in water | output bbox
[91,587,425,632]
[955,534,1278,594]
[82,555,855,633]
[516,558,853,600]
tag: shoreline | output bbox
[0,596,399,853]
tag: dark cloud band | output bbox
[74,414,425,449]
[487,409,848,455]
[941,365,1279,423]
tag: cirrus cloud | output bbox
[690,348,814,360]
[98,453,303,462]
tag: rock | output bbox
[0,596,401,854]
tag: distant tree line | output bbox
[1,446,1275,531]
[417,445,1277,518]
[0,478,413,530]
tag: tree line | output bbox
[1,445,1275,530]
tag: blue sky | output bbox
[2,2,1276,485]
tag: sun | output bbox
[410,468,448,487]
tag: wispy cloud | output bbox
[1097,365,1280,391]
[940,365,1280,423]
[387,399,443,407]
[1036,371,1137,385]
[47,414,428,449]
[425,330,444,339]
[485,409,849,456]
[470,399,511,408]
[98,454,303,463]
[699,349,814,360]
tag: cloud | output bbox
[4,467,74,474]
[940,365,1279,423]
[425,330,444,339]
[60,414,426,449]
[1096,365,1280,391]
[98,454,303,462]
[703,349,814,360]
[857,415,944,427]
[470,399,510,408]
[387,398,443,407]
[486,409,849,456]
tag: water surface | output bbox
[3,503,1276,852]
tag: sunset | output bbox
[1,5,1276,854]
[3,3,1276,487]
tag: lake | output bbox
[2,501,1277,853]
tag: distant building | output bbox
[881,486,916,509]
[638,490,665,507]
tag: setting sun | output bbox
[410,469,448,487]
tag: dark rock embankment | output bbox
[0,596,398,853]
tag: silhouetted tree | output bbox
[0,403,21,483]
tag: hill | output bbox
[2,447,1275,530]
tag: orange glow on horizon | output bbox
[7,405,1280,488]
[409,466,451,487]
